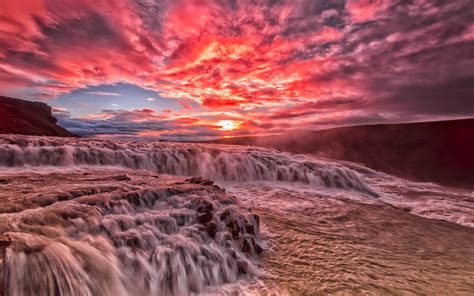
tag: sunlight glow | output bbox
[217,120,238,131]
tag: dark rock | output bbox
[0,235,11,258]
[241,237,252,253]
[198,213,213,224]
[126,192,141,207]
[220,209,229,221]
[206,222,217,238]
[0,235,12,295]
[236,259,248,274]
[226,220,241,238]
[114,174,132,181]
[252,214,260,226]
[57,194,70,201]
[254,242,264,254]
[218,196,236,205]
[189,198,214,213]
[245,223,255,235]
[248,214,260,236]
[0,96,78,137]
[239,236,264,254]
[213,185,224,191]
[185,177,214,186]
[126,237,140,248]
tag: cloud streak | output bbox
[87,91,121,96]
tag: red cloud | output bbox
[1,0,473,138]
[0,0,348,108]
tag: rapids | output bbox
[0,135,473,295]
[0,169,263,296]
[0,135,376,196]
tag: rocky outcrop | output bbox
[0,96,77,137]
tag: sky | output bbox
[0,0,473,140]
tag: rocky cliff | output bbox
[0,96,77,137]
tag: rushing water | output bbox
[0,135,376,196]
[0,135,473,295]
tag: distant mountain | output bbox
[213,119,474,188]
[0,96,77,137]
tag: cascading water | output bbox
[0,135,379,295]
[3,135,472,295]
[0,170,263,296]
[0,135,377,196]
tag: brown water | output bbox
[1,135,473,295]
[263,194,473,294]
[0,168,263,295]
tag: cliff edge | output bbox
[0,96,77,137]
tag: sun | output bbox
[217,120,238,131]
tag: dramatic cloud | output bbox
[1,0,473,138]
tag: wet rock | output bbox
[252,214,260,226]
[125,237,141,248]
[226,220,241,238]
[245,222,256,235]
[236,259,248,274]
[206,222,217,238]
[246,214,260,236]
[126,192,142,206]
[220,209,230,221]
[189,197,214,213]
[239,235,264,254]
[57,193,70,201]
[114,174,132,181]
[241,237,252,253]
[0,235,11,259]
[218,195,236,205]
[198,213,213,224]
[185,177,214,186]
[213,185,224,191]
[0,235,12,296]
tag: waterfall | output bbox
[0,135,377,196]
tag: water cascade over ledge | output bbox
[0,170,263,296]
[0,135,377,197]
[0,135,382,295]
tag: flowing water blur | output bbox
[223,181,474,294]
[0,135,473,295]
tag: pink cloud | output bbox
[345,0,391,22]
[1,0,473,138]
